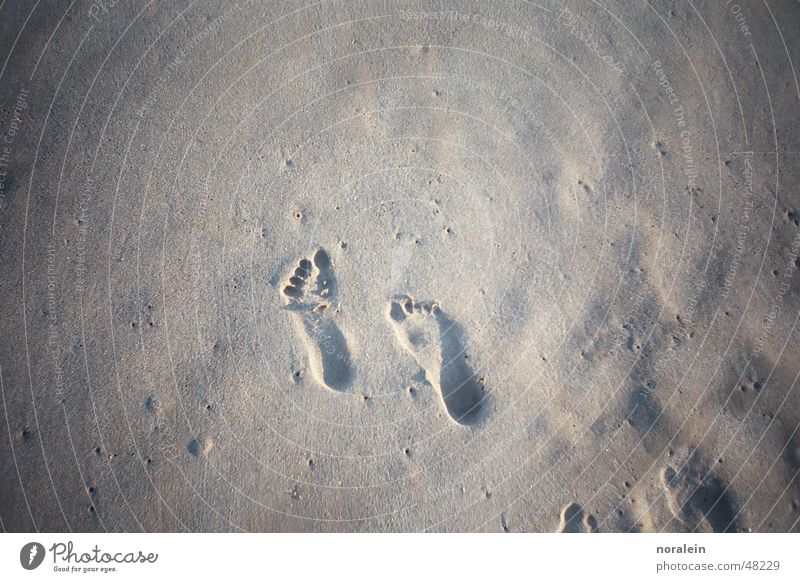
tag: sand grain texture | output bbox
[0,0,799,532]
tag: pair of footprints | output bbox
[281,249,486,425]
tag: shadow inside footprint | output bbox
[282,249,354,391]
[304,316,352,391]
[557,502,598,533]
[389,296,486,425]
[661,460,740,533]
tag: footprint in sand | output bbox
[388,295,486,425]
[282,249,354,391]
[660,453,740,533]
[556,502,598,533]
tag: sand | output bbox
[1,0,799,532]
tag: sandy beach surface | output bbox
[1,0,800,532]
